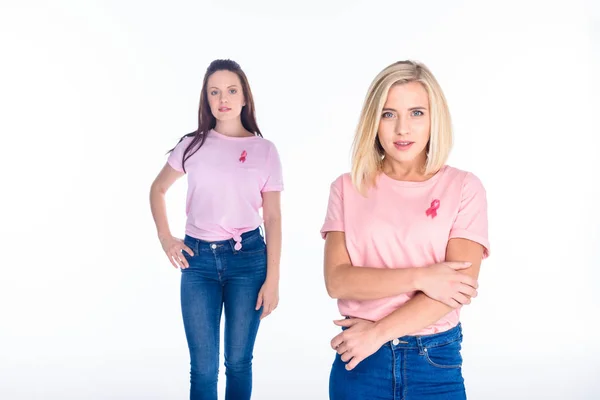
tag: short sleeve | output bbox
[167,136,193,173]
[320,176,345,239]
[449,172,490,258]
[261,143,284,192]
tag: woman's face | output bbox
[206,70,246,121]
[377,81,431,168]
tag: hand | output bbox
[255,278,279,320]
[159,235,194,269]
[416,261,478,308]
[330,318,383,371]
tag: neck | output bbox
[382,154,429,181]
[214,119,252,137]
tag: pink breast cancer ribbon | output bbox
[426,199,440,218]
[239,150,247,163]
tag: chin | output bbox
[216,113,241,122]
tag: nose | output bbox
[395,114,409,135]
[219,94,229,103]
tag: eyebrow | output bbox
[382,107,428,112]
[209,85,239,89]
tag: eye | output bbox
[210,90,218,96]
[412,110,424,117]
[382,111,394,118]
[229,89,238,94]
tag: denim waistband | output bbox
[388,323,463,350]
[184,227,262,253]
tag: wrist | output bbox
[158,231,172,242]
[373,320,392,344]
[412,267,426,292]
[373,319,407,344]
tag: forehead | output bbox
[207,70,242,87]
[384,81,429,107]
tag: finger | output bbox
[261,307,272,320]
[459,275,478,289]
[260,300,271,319]
[331,332,345,350]
[333,318,357,327]
[446,261,472,270]
[453,293,471,306]
[341,350,353,362]
[346,354,366,371]
[443,297,461,308]
[170,253,183,269]
[168,255,179,269]
[458,283,477,298]
[335,342,349,355]
[175,252,188,269]
[183,246,194,257]
[255,292,264,311]
[178,252,190,269]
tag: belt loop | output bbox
[259,225,264,237]
[416,336,425,355]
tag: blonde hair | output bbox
[351,60,452,195]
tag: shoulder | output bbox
[168,134,197,158]
[442,165,487,195]
[253,136,280,154]
[327,173,354,197]
[173,134,195,149]
[254,136,275,147]
[331,172,351,187]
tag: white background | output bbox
[1,0,599,399]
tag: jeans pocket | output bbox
[238,236,267,255]
[422,338,463,369]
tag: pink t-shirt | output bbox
[320,165,490,335]
[168,129,283,248]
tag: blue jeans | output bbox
[180,228,267,400]
[330,323,466,400]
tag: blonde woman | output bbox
[321,60,490,400]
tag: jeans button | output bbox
[392,339,400,345]
[211,244,217,249]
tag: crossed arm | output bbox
[324,231,484,370]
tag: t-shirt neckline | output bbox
[210,129,260,141]
[378,165,448,187]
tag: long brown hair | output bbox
[168,59,262,173]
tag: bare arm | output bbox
[149,162,192,268]
[373,238,484,341]
[262,191,282,283]
[150,162,184,238]
[324,231,475,301]
[329,238,484,371]
[254,190,282,320]
[324,232,421,300]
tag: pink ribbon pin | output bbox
[426,199,440,218]
[239,150,247,163]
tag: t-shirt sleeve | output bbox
[261,143,284,192]
[320,176,345,239]
[449,172,490,258]
[167,136,192,173]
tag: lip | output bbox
[393,141,414,151]
[218,107,231,112]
